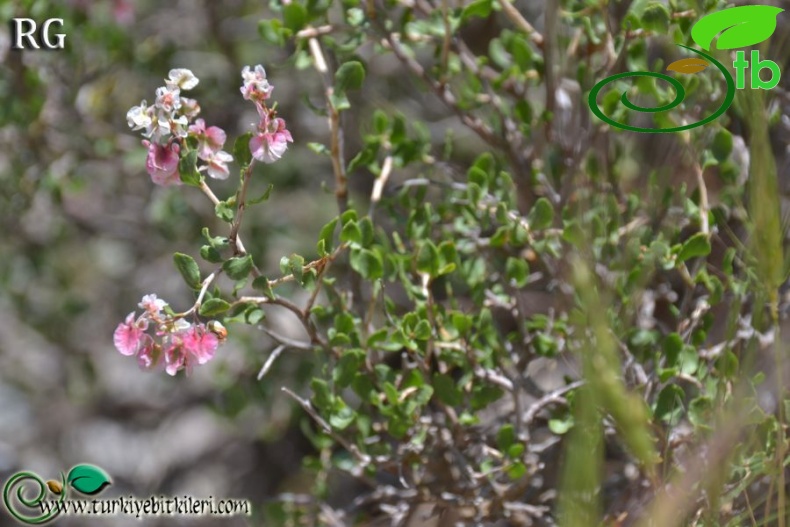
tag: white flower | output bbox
[205,150,234,180]
[166,68,199,90]
[155,85,181,113]
[127,100,153,130]
[169,115,189,138]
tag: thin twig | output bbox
[199,177,261,277]
[259,326,313,351]
[523,380,585,424]
[258,344,287,380]
[282,387,371,465]
[496,0,544,46]
[308,36,348,214]
[176,271,218,317]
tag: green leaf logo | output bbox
[691,5,783,51]
[66,464,112,495]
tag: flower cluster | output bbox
[113,294,226,376]
[241,65,293,164]
[126,69,233,185]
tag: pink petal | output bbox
[113,312,143,356]
[136,337,160,370]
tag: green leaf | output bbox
[329,91,350,111]
[722,247,736,276]
[66,464,112,495]
[248,184,273,205]
[678,233,711,262]
[223,255,254,281]
[358,217,374,247]
[234,132,253,167]
[307,142,329,155]
[654,384,684,422]
[717,349,739,379]
[496,424,516,451]
[178,149,201,187]
[416,240,439,277]
[252,276,275,299]
[505,257,529,287]
[528,197,554,230]
[340,220,362,245]
[711,129,733,162]
[287,254,305,283]
[461,0,492,22]
[245,306,266,325]
[258,19,286,46]
[509,35,532,71]
[334,350,365,387]
[413,319,431,340]
[329,404,356,430]
[199,298,231,317]
[507,461,527,480]
[335,61,366,92]
[350,247,383,280]
[548,416,574,434]
[347,141,380,173]
[451,312,473,335]
[174,253,201,290]
[215,201,235,223]
[318,217,338,256]
[663,333,682,367]
[641,2,670,33]
[433,373,462,406]
[200,245,223,263]
[311,378,333,411]
[691,5,783,51]
[283,2,308,32]
[467,166,489,191]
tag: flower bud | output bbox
[207,320,227,340]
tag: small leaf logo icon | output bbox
[66,464,112,495]
[691,5,784,51]
[667,58,709,74]
[46,480,63,495]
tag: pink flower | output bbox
[250,117,293,164]
[114,312,146,356]
[113,0,134,25]
[164,342,186,376]
[136,338,160,370]
[188,119,228,160]
[183,324,219,365]
[144,140,181,186]
[139,294,167,317]
[240,65,273,102]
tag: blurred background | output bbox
[0,1,348,525]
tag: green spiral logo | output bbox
[3,464,111,524]
[587,45,735,133]
[587,4,784,133]
[2,471,64,525]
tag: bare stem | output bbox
[282,387,371,465]
[308,36,348,214]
